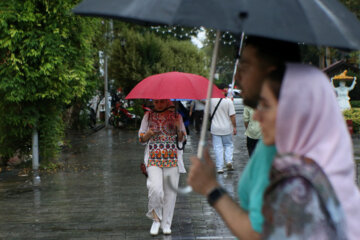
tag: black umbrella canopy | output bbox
[73,0,360,50]
[242,0,360,50]
[72,0,243,32]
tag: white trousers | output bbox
[212,134,234,170]
[146,166,179,229]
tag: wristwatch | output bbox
[207,187,227,206]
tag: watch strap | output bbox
[207,187,227,206]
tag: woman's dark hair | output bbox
[265,64,286,100]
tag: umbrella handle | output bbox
[167,175,193,194]
[167,30,221,195]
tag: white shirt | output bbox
[210,98,236,135]
[191,100,205,111]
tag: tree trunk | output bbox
[319,52,325,69]
[325,47,331,67]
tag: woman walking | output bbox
[254,63,360,239]
[139,99,186,236]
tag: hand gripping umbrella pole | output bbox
[167,30,221,195]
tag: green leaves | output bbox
[0,0,101,161]
[109,26,208,94]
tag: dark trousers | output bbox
[193,110,204,132]
[246,137,259,157]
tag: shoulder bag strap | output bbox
[210,98,223,122]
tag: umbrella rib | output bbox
[185,73,201,99]
[297,0,358,48]
[315,0,359,47]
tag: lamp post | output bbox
[32,127,40,186]
[104,52,109,128]
[104,20,114,128]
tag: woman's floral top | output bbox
[262,154,347,240]
[141,111,179,168]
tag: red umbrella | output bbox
[125,72,224,100]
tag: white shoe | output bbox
[217,169,224,174]
[150,221,161,236]
[162,226,172,235]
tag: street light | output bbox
[104,20,114,128]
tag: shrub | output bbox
[351,100,360,108]
[343,109,360,134]
[0,1,101,162]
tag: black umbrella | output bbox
[73,0,360,50]
[73,0,243,32]
[72,0,360,194]
[241,0,360,50]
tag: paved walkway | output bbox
[0,114,359,240]
[0,114,249,240]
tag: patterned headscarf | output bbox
[276,63,360,240]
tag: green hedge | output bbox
[351,100,360,108]
[343,109,360,134]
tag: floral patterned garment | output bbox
[262,154,347,240]
[147,111,179,168]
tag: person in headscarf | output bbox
[138,99,186,236]
[254,63,360,239]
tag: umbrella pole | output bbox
[197,30,221,158]
[229,32,245,93]
[169,30,221,195]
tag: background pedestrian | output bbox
[209,97,236,173]
[243,105,261,156]
[189,100,205,132]
[139,99,186,236]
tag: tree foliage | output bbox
[149,26,200,41]
[202,29,240,86]
[301,1,360,69]
[340,0,360,19]
[0,0,101,161]
[109,25,208,94]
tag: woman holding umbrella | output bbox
[139,99,186,236]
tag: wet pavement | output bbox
[0,113,359,240]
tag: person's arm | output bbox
[212,194,259,240]
[230,114,237,135]
[139,112,157,143]
[188,149,260,240]
[140,129,155,143]
[331,77,335,88]
[175,115,185,142]
[189,102,194,117]
[349,78,357,90]
[243,106,250,129]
